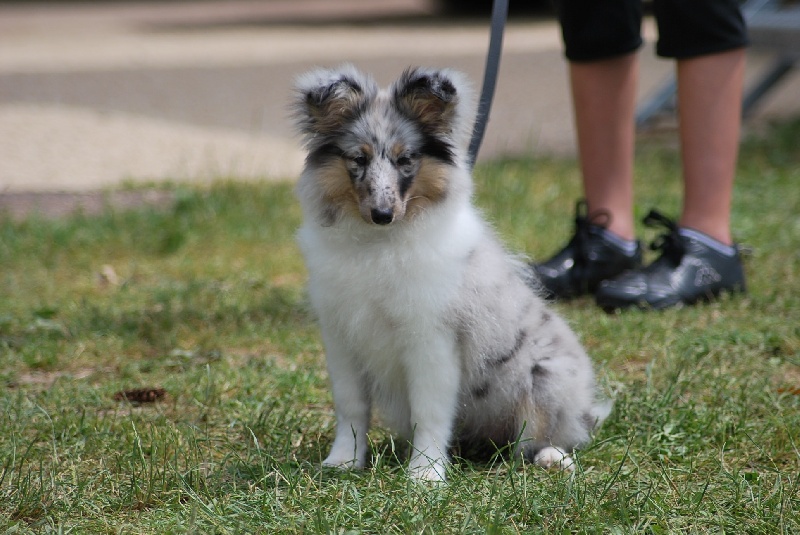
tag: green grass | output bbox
[1,119,799,534]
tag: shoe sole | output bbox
[597,284,746,312]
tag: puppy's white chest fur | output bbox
[299,200,479,345]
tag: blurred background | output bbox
[1,0,798,195]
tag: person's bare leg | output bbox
[677,48,746,246]
[569,53,638,241]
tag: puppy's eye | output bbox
[351,155,368,166]
[396,155,414,167]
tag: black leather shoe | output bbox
[595,210,747,311]
[532,200,642,299]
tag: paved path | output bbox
[1,0,798,194]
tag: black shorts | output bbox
[554,0,749,62]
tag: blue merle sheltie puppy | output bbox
[293,65,610,482]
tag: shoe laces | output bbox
[644,210,685,265]
[571,200,612,264]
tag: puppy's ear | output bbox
[294,65,375,141]
[393,68,460,136]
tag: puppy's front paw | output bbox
[408,455,447,483]
[322,455,361,469]
[533,446,575,472]
[322,443,365,469]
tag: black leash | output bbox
[467,0,510,168]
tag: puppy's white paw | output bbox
[322,433,369,470]
[322,456,359,469]
[534,446,575,472]
[322,449,364,470]
[408,458,447,483]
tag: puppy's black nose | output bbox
[370,208,394,225]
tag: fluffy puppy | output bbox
[293,65,610,482]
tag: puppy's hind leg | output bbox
[514,400,576,472]
[322,334,371,469]
[533,447,575,472]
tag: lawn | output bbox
[1,119,799,533]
